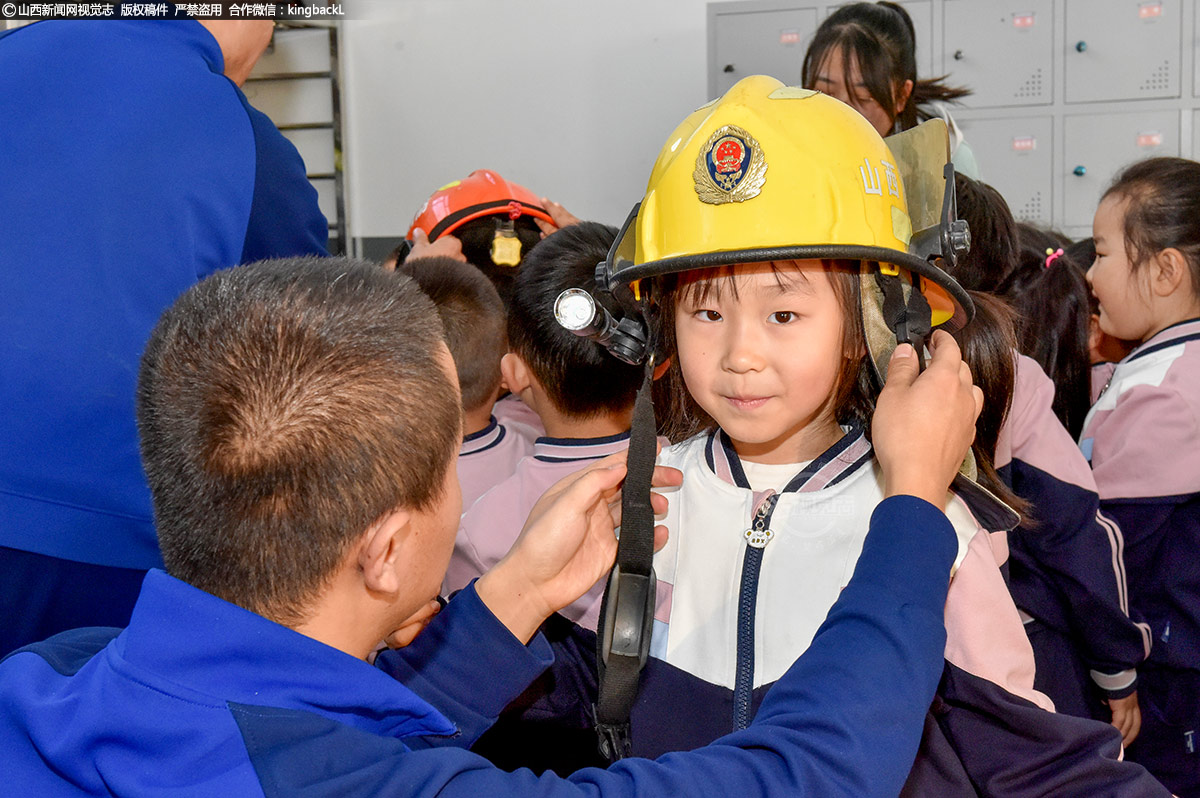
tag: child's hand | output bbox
[1107,691,1141,747]
[475,449,681,644]
[535,198,582,238]
[873,330,983,506]
[407,229,466,263]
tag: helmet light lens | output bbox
[555,288,599,332]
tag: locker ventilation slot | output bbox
[1014,68,1044,100]
[1017,191,1044,223]
[1140,60,1173,93]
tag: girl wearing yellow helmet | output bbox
[559,76,1165,794]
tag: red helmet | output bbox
[407,169,553,241]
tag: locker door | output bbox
[944,0,1053,108]
[1195,6,1200,98]
[957,117,1053,225]
[1063,110,1179,228]
[711,7,820,98]
[1064,0,1181,103]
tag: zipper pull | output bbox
[743,495,777,549]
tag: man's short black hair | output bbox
[400,257,506,414]
[507,222,641,418]
[137,257,460,625]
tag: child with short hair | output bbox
[403,170,555,307]
[1081,156,1200,795]
[399,257,538,511]
[443,222,640,619]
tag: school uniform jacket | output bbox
[632,429,1165,795]
[0,501,985,798]
[457,415,539,513]
[996,354,1151,708]
[1080,318,1200,673]
[447,432,630,629]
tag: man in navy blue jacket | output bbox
[0,19,329,655]
[0,257,984,797]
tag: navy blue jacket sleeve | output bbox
[243,495,958,798]
[1101,495,1200,671]
[1006,460,1151,689]
[374,582,554,748]
[237,96,329,263]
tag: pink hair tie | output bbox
[1044,247,1064,268]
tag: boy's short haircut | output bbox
[400,257,507,414]
[136,257,461,626]
[507,222,642,418]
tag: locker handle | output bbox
[723,64,735,73]
[1073,166,1087,177]
[1075,41,1087,53]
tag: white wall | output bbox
[340,0,723,240]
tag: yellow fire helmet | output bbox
[575,74,973,382]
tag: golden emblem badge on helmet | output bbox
[692,124,767,205]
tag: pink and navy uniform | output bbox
[634,426,1161,794]
[1080,318,1200,794]
[996,354,1151,720]
[446,431,631,774]
[446,431,630,627]
[485,426,1165,791]
[456,416,538,513]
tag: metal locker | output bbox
[1064,0,1181,103]
[956,116,1053,225]
[1193,110,1200,157]
[709,3,820,99]
[943,0,1053,108]
[1195,6,1200,98]
[1062,110,1179,228]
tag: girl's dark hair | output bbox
[950,291,1029,520]
[998,225,1092,439]
[801,2,970,133]
[1103,157,1200,295]
[951,172,1020,292]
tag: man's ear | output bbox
[500,352,533,396]
[358,508,411,596]
[1151,248,1190,297]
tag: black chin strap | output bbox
[878,270,933,371]
[593,355,658,762]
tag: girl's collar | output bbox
[1126,317,1200,364]
[703,424,872,493]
